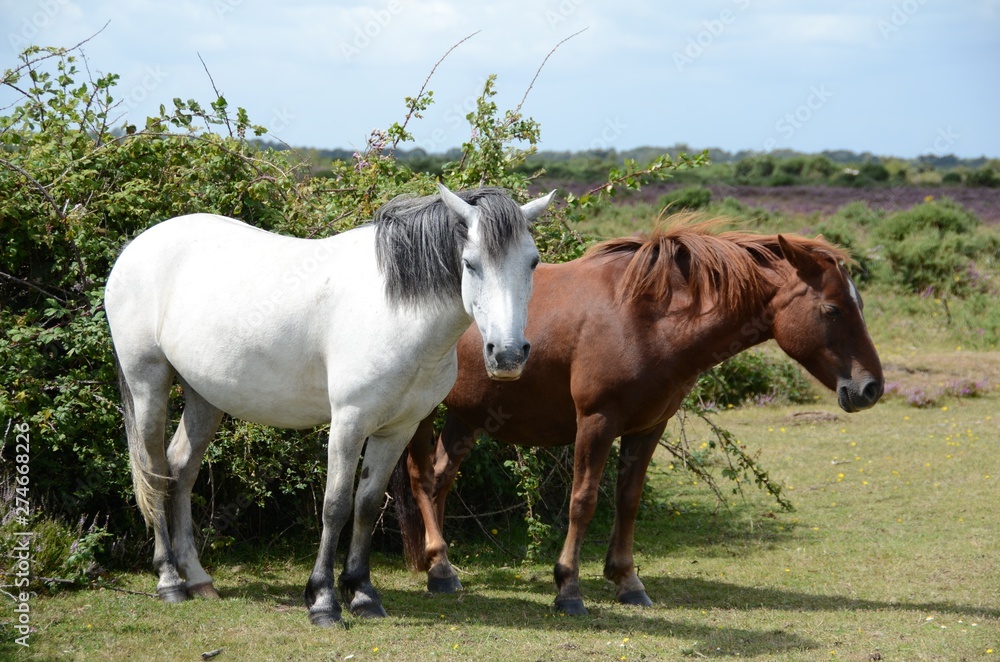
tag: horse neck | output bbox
[645,268,781,375]
[407,296,474,361]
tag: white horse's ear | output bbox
[438,183,479,227]
[520,190,557,223]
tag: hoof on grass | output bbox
[618,590,653,607]
[554,598,588,616]
[187,582,221,599]
[157,585,189,603]
[427,575,463,594]
[308,609,345,628]
[350,602,388,618]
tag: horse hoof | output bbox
[618,590,653,607]
[427,575,463,594]
[187,582,221,599]
[157,585,189,603]
[308,609,345,628]
[554,598,588,616]
[351,602,388,618]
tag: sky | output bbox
[2,0,998,159]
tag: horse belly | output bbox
[176,356,332,429]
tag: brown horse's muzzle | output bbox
[837,374,884,412]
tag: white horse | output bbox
[105,184,554,626]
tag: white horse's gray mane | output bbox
[373,186,530,305]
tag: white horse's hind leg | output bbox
[339,429,415,618]
[123,359,188,602]
[305,415,369,627]
[166,383,224,599]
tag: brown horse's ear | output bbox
[778,235,823,278]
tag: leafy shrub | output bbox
[803,155,836,178]
[831,200,884,228]
[941,171,963,184]
[0,480,109,588]
[734,155,775,182]
[778,157,806,176]
[966,167,999,188]
[768,172,797,186]
[658,185,711,211]
[814,202,885,283]
[713,196,783,230]
[686,351,814,409]
[859,162,890,182]
[872,198,1000,295]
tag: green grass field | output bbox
[9,373,997,660]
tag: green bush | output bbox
[778,156,806,176]
[803,155,836,178]
[966,167,999,188]
[733,155,775,182]
[815,202,885,283]
[0,484,109,588]
[859,162,890,182]
[687,351,814,409]
[872,198,1000,295]
[768,172,797,186]
[712,196,786,231]
[658,185,712,211]
[831,200,884,228]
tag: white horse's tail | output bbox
[116,354,164,528]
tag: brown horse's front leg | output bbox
[553,414,617,615]
[604,425,665,607]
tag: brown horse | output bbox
[395,219,884,615]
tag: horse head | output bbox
[438,183,555,380]
[770,235,884,412]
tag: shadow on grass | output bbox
[227,567,998,620]
[222,577,818,657]
[639,574,1000,619]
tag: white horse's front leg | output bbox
[338,428,416,618]
[305,415,368,627]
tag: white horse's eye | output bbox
[463,260,479,274]
[530,257,540,270]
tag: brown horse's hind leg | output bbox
[604,426,665,607]
[409,413,476,593]
[553,414,617,615]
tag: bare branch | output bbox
[388,30,480,153]
[197,52,233,137]
[0,270,70,304]
[513,28,588,116]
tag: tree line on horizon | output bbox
[256,140,1000,188]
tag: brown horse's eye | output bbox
[822,304,842,319]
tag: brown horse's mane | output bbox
[583,214,852,317]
